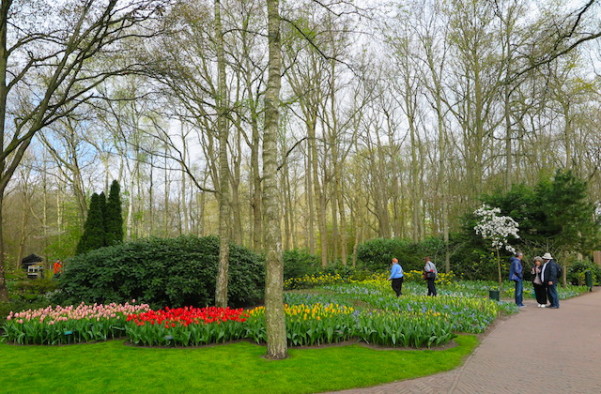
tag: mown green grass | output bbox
[0,335,477,393]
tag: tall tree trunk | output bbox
[198,190,206,236]
[126,171,135,240]
[181,160,189,234]
[337,182,347,265]
[0,192,7,301]
[0,1,10,300]
[57,183,64,252]
[214,0,231,308]
[163,154,170,237]
[251,130,263,250]
[264,0,287,360]
[42,157,49,266]
[305,137,316,253]
[16,178,32,269]
[281,162,291,250]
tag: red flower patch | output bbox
[126,306,248,327]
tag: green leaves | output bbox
[3,317,129,345]
[58,235,265,308]
[76,193,107,255]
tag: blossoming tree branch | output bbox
[474,205,520,286]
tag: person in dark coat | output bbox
[531,256,548,307]
[541,252,560,309]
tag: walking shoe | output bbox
[540,305,547,308]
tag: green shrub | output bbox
[356,237,446,272]
[568,260,601,285]
[12,279,59,301]
[0,275,57,327]
[356,238,410,271]
[283,249,320,280]
[56,235,264,309]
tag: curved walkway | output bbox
[332,288,601,394]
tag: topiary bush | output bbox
[55,235,264,309]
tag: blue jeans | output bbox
[514,279,524,306]
[546,283,559,308]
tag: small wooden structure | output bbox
[21,254,44,279]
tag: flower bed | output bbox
[125,306,249,346]
[246,304,356,346]
[355,311,454,347]
[323,284,504,333]
[246,303,454,348]
[9,277,566,349]
[3,302,149,345]
[126,307,248,346]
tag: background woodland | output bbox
[3,0,601,274]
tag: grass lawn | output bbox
[0,335,477,393]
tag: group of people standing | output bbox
[388,256,438,297]
[510,252,561,309]
[388,251,561,307]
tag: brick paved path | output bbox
[331,288,601,394]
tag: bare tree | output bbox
[264,0,287,360]
[0,0,168,301]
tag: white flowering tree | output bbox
[474,205,520,286]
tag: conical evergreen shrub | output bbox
[105,180,124,245]
[76,193,107,255]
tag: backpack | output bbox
[555,261,562,278]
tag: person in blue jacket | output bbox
[509,252,525,307]
[388,258,404,297]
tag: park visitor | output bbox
[509,252,525,307]
[423,256,437,296]
[541,252,560,309]
[388,258,404,297]
[531,256,548,307]
[53,259,63,279]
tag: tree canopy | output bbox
[478,169,600,256]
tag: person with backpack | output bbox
[423,256,438,296]
[541,252,560,309]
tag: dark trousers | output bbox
[427,278,437,296]
[533,284,547,305]
[391,277,404,297]
[546,283,559,308]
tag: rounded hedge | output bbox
[56,235,265,308]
